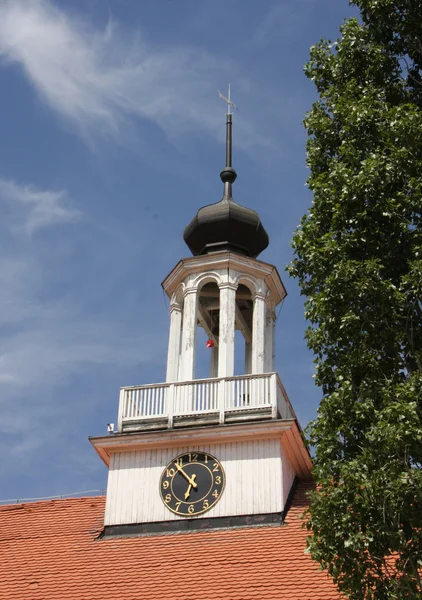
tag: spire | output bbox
[218,84,238,200]
[183,85,269,258]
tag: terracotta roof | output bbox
[0,481,341,600]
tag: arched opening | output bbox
[195,281,220,379]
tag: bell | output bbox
[206,339,215,349]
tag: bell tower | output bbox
[166,105,276,388]
[91,89,312,536]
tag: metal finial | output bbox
[217,84,238,199]
[217,84,239,115]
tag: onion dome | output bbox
[183,102,269,259]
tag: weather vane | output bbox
[217,84,239,115]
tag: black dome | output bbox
[183,194,269,258]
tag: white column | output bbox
[264,306,276,373]
[244,341,252,374]
[179,288,198,381]
[210,346,219,378]
[217,282,237,378]
[252,291,266,374]
[166,303,182,382]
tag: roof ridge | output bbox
[0,495,106,510]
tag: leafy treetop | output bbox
[289,1,422,598]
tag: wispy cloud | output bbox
[253,5,285,45]
[0,172,164,466]
[0,264,165,463]
[0,178,81,234]
[0,0,235,143]
[0,309,160,390]
[253,0,317,46]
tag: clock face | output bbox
[159,452,225,517]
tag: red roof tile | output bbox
[0,481,341,600]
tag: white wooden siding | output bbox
[105,439,284,525]
[281,443,296,508]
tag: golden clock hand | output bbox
[184,474,197,500]
[175,463,198,488]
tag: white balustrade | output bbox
[173,378,219,415]
[224,373,272,409]
[276,374,297,420]
[117,373,293,431]
[120,383,168,420]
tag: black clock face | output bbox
[159,452,225,516]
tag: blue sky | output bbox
[0,0,356,502]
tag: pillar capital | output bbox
[253,291,267,302]
[218,281,238,292]
[169,302,182,314]
[183,286,197,298]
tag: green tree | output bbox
[288,1,422,598]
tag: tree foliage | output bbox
[288,1,422,598]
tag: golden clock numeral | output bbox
[215,475,222,485]
[162,480,169,489]
[188,504,195,514]
[212,489,219,499]
[175,501,182,512]
[203,499,209,509]
[175,457,183,467]
[213,463,219,472]
[166,467,176,478]
[165,494,172,503]
[204,455,208,464]
[189,452,198,462]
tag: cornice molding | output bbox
[90,419,303,467]
[162,252,287,307]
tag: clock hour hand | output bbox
[175,462,198,488]
[184,474,197,500]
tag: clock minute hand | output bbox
[175,462,198,488]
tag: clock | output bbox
[159,451,225,516]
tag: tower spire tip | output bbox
[217,84,238,197]
[217,84,239,115]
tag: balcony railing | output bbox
[117,373,294,432]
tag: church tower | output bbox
[91,92,312,536]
